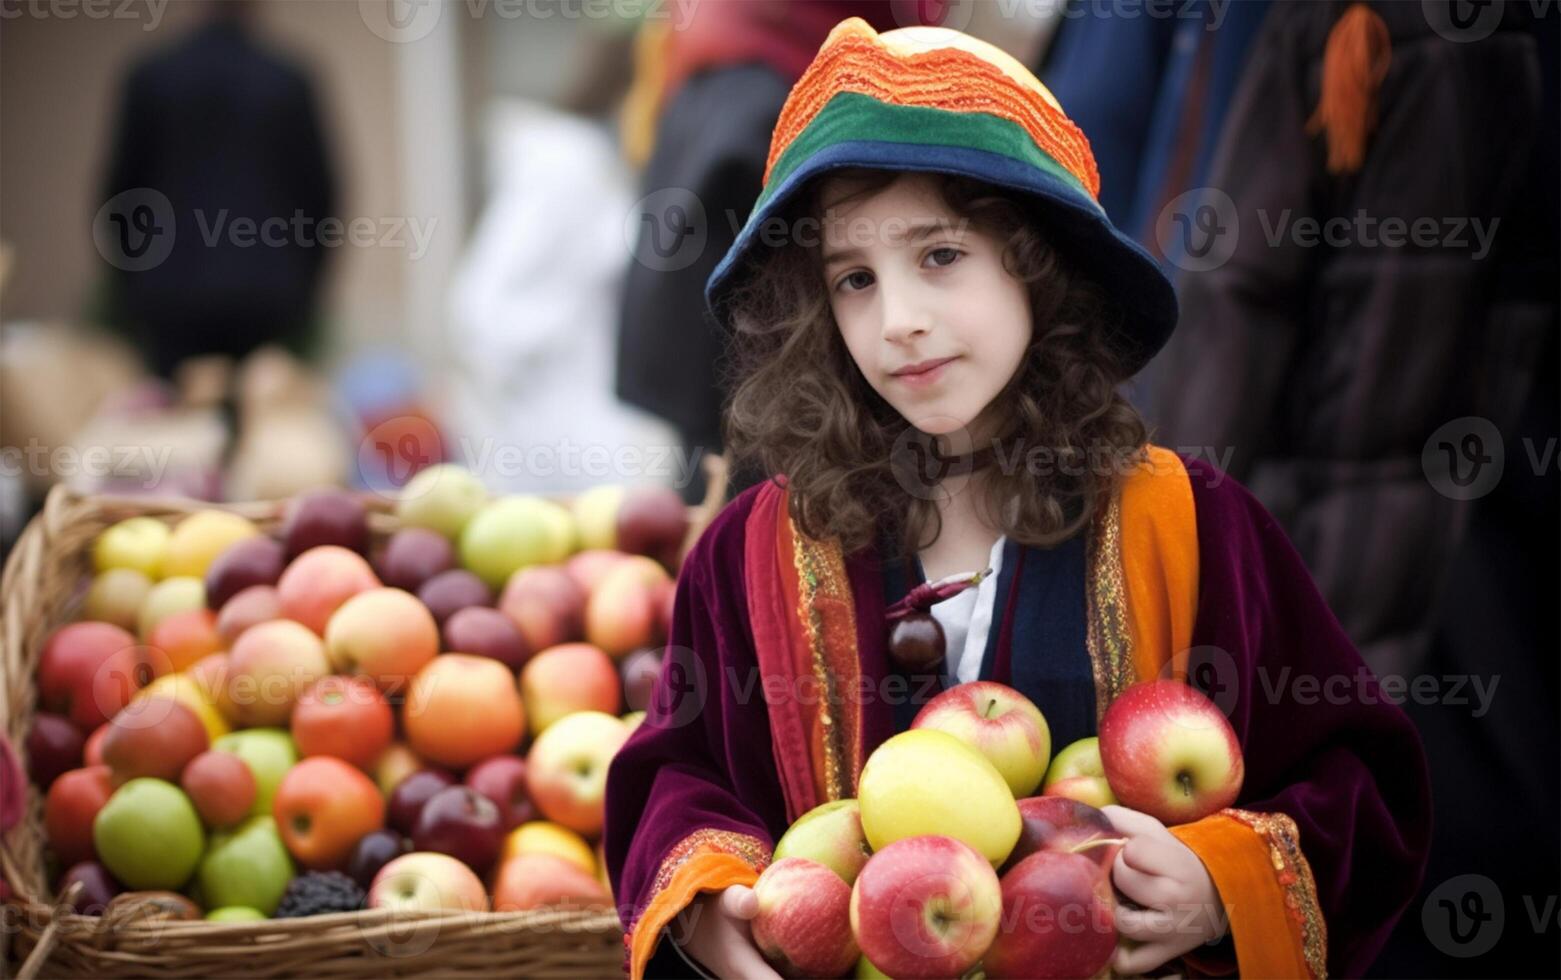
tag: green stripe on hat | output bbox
[758,91,1092,212]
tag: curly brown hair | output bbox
[720,168,1149,560]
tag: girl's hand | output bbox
[673,884,783,980]
[1102,805,1229,976]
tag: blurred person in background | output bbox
[1145,3,1558,974]
[97,0,337,379]
[446,101,679,497]
[614,0,937,507]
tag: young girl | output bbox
[605,19,1430,979]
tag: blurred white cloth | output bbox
[447,102,680,495]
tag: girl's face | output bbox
[820,172,1032,445]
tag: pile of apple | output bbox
[750,679,1244,979]
[24,465,693,923]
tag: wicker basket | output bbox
[0,457,730,978]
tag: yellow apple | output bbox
[857,729,1019,867]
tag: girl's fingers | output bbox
[721,884,758,920]
[1114,904,1179,942]
[1114,939,1173,977]
[1119,833,1181,878]
[1112,853,1174,911]
[1102,805,1168,839]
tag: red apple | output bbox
[519,643,620,735]
[491,853,611,912]
[376,528,456,592]
[291,675,395,769]
[58,860,123,915]
[563,550,628,594]
[26,712,85,789]
[1098,680,1243,825]
[204,536,286,609]
[282,488,369,558]
[226,619,332,727]
[325,588,439,694]
[368,852,488,912]
[387,769,457,836]
[276,545,380,635]
[499,565,585,654]
[44,765,114,866]
[525,711,630,837]
[403,655,525,769]
[273,756,385,870]
[417,569,493,627]
[38,622,148,730]
[583,556,669,658]
[83,724,108,768]
[181,750,257,829]
[214,585,282,647]
[411,785,504,874]
[618,647,663,714]
[100,697,209,786]
[616,486,688,570]
[983,851,1116,979]
[752,857,859,977]
[443,606,530,671]
[1000,796,1120,875]
[912,681,1051,798]
[849,835,1002,979]
[464,756,537,831]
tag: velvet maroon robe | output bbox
[604,449,1431,978]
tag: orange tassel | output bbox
[1306,3,1392,175]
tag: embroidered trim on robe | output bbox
[1170,809,1328,979]
[625,828,771,980]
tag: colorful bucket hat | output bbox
[704,18,1178,375]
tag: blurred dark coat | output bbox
[102,17,336,376]
[1147,0,1556,678]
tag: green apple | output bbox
[571,485,624,551]
[459,496,577,589]
[94,516,171,578]
[212,729,298,817]
[1041,736,1118,808]
[397,464,488,539]
[93,778,205,890]
[774,799,871,885]
[198,815,295,915]
[857,729,1019,867]
[855,954,891,979]
[207,906,268,922]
